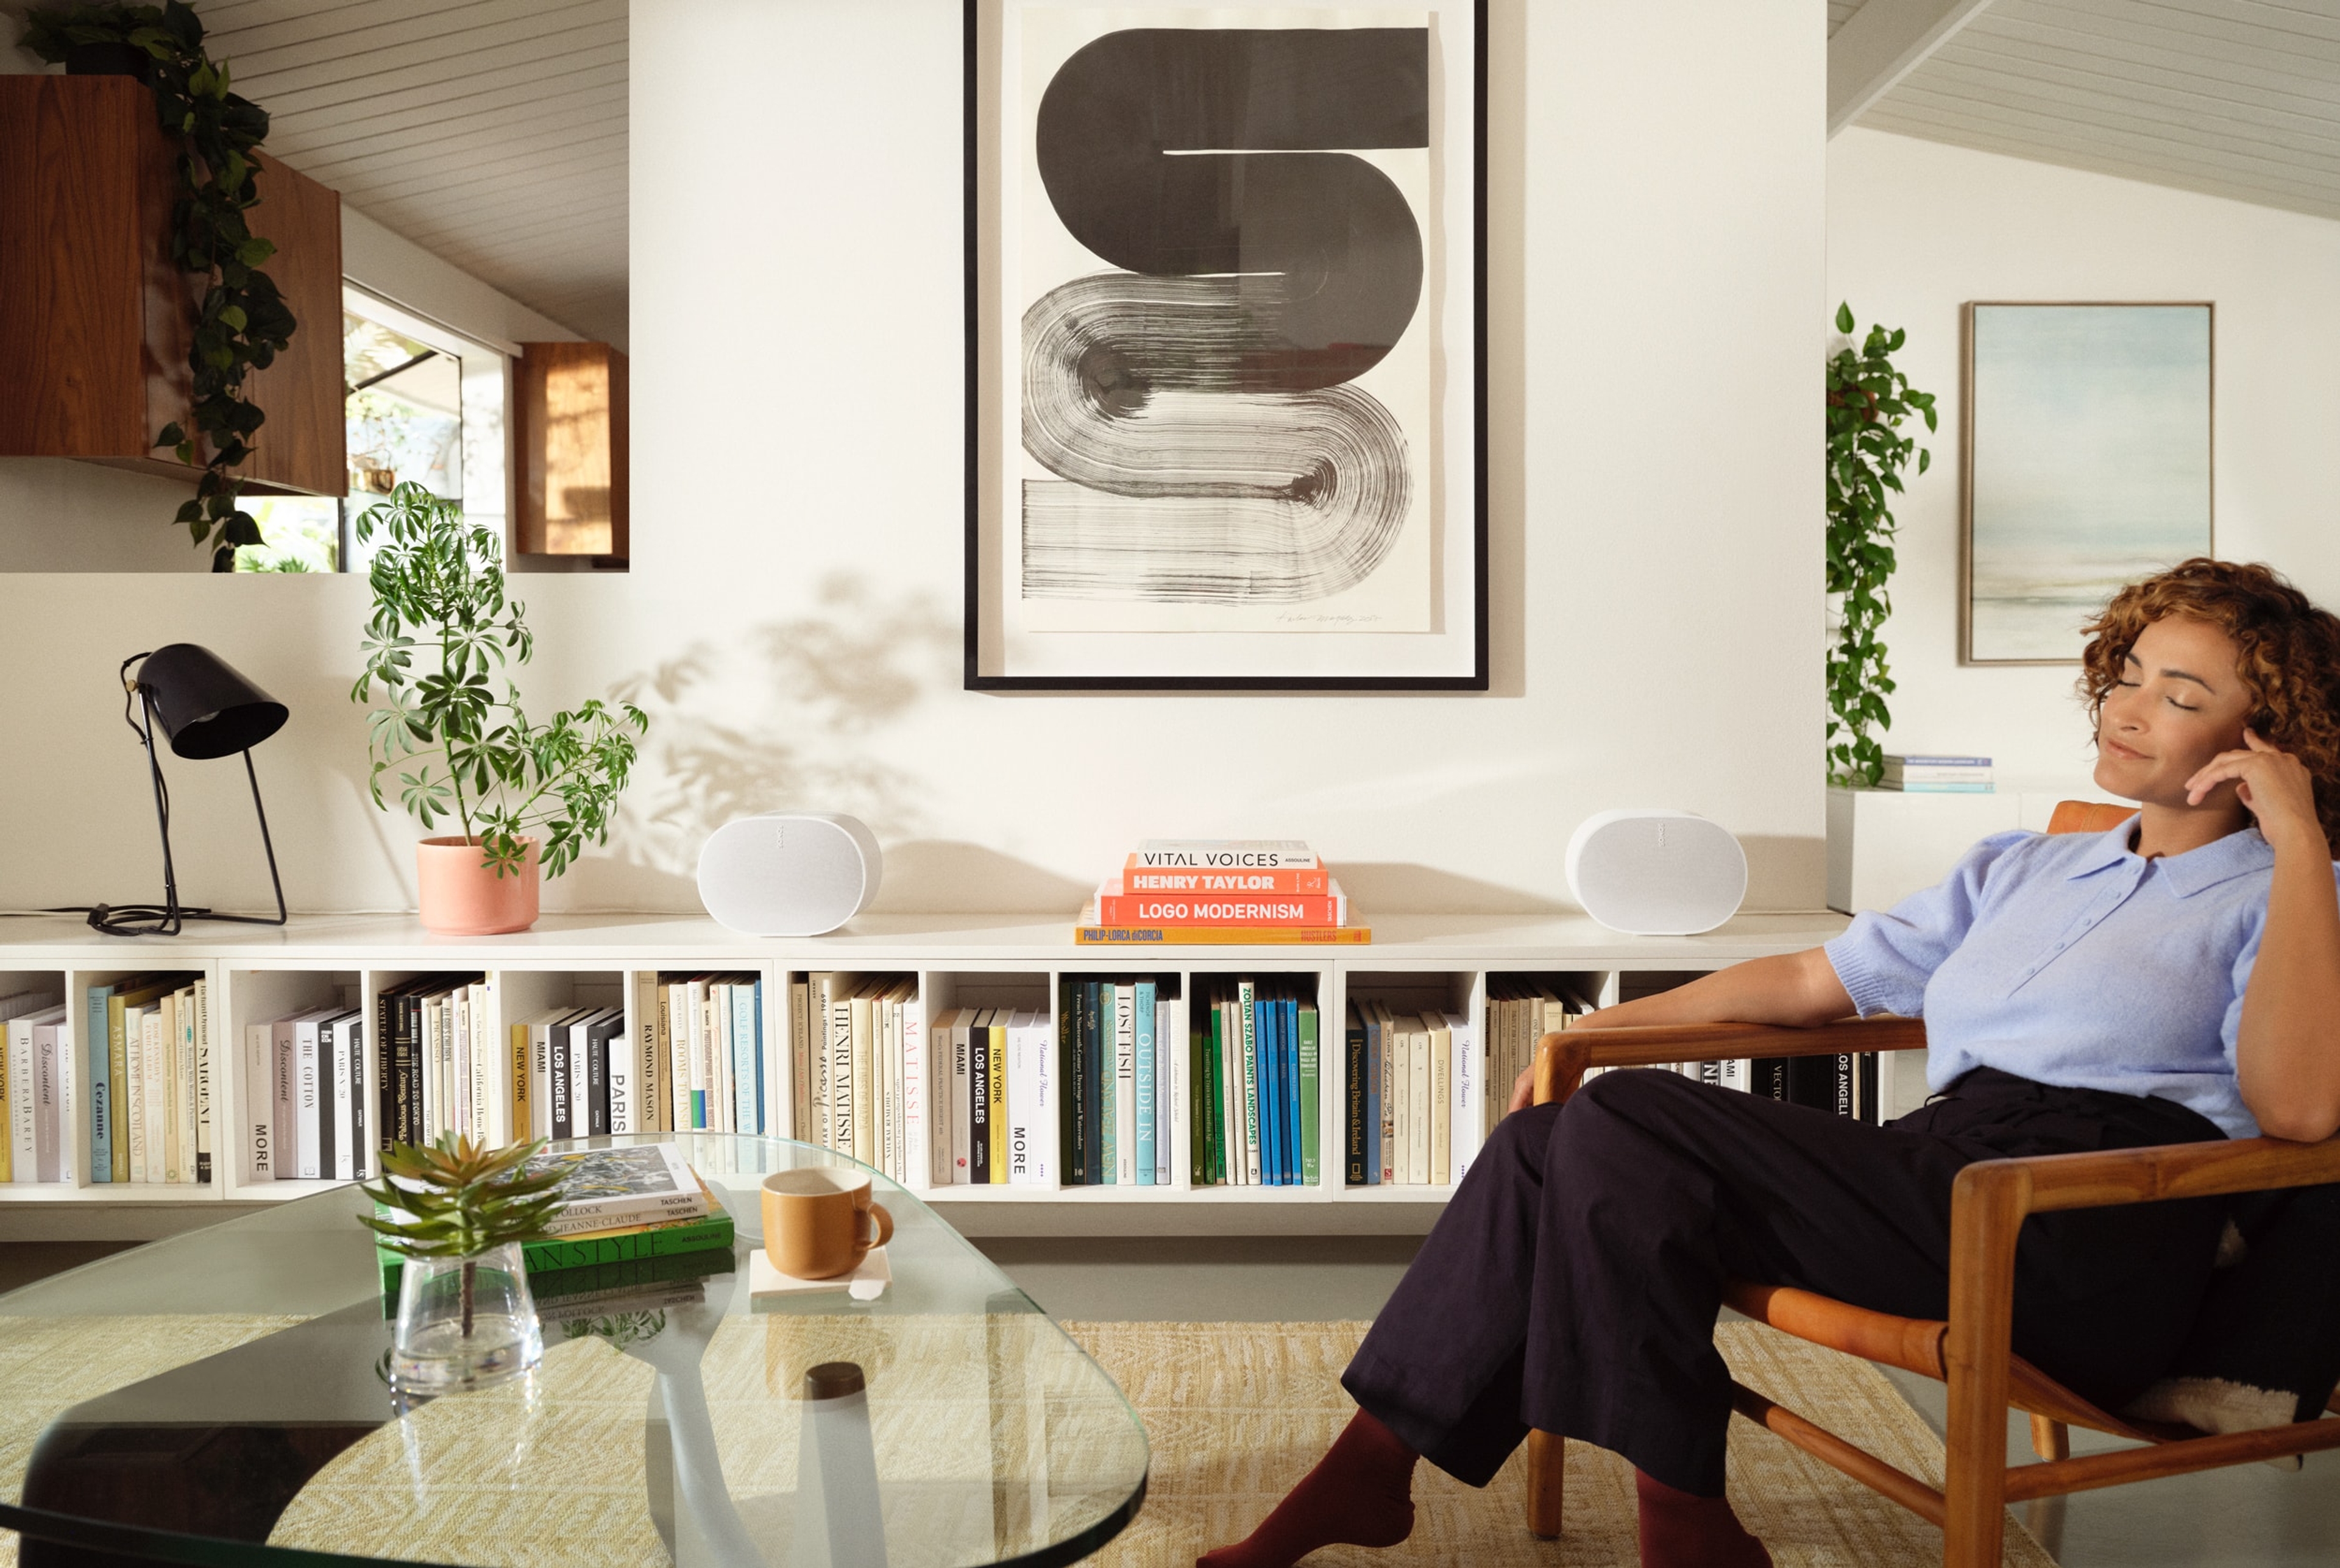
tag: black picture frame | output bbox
[963,1,1489,692]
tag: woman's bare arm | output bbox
[1505,946,1855,1112]
[2191,730,2340,1141]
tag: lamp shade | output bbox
[135,644,288,760]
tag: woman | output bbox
[1199,558,2340,1568]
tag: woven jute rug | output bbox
[1062,1319,2055,1568]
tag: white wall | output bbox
[1826,129,2340,793]
[0,0,1828,920]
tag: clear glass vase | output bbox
[390,1243,544,1392]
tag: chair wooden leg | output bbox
[2029,1414,2069,1463]
[1526,1428,1565,1539]
[1943,1167,2026,1568]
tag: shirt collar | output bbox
[2063,814,2275,897]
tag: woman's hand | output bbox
[2186,728,2324,855]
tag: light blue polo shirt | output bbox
[1825,818,2340,1139]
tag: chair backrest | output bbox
[2047,799,2133,837]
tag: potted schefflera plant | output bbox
[363,1134,563,1391]
[352,483,648,934]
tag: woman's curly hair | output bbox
[2079,558,2340,853]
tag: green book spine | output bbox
[1188,1002,1206,1186]
[107,993,131,1183]
[1057,979,1080,1187]
[1299,1003,1320,1187]
[377,1207,737,1301]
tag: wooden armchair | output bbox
[1523,801,2340,1567]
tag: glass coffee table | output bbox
[0,1136,1149,1567]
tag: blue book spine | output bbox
[753,978,766,1135]
[732,981,757,1133]
[87,984,113,1182]
[1363,1012,1383,1185]
[1282,998,1301,1185]
[1133,981,1156,1186]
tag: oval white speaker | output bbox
[1565,809,1748,936]
[697,813,882,937]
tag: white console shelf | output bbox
[0,909,1849,1230]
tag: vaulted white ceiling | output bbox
[1832,0,2340,224]
[202,0,628,348]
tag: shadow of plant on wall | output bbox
[603,573,957,900]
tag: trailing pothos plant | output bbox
[23,1,296,571]
[1826,302,1936,788]
[351,483,649,878]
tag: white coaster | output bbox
[748,1246,891,1302]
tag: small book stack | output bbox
[789,973,920,1182]
[248,1002,368,1182]
[1078,840,1369,946]
[1191,979,1319,1186]
[375,1141,734,1296]
[1344,999,1486,1188]
[1880,754,1991,793]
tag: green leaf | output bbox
[1835,302,1854,333]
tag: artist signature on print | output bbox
[1275,611,1386,626]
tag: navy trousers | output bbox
[1341,1066,2229,1496]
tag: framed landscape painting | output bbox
[1962,302,2214,665]
[964,1,1487,689]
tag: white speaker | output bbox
[1565,809,1748,936]
[697,813,883,937]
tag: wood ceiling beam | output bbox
[1831,0,1999,137]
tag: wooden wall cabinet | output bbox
[0,74,346,497]
[514,340,629,558]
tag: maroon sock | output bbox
[1636,1468,1771,1568]
[1196,1407,1418,1568]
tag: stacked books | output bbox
[645,972,767,1136]
[376,1140,734,1296]
[1577,974,1884,1123]
[1344,1000,1478,1188]
[3,987,69,1184]
[789,973,918,1180]
[1078,840,1369,946]
[1054,976,1185,1187]
[247,1002,368,1182]
[1880,754,1991,792]
[75,973,211,1187]
[1191,977,1317,1187]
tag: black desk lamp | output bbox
[90,644,291,937]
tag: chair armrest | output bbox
[1956,1132,2340,1218]
[1533,1018,1928,1105]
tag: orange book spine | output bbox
[1113,865,1329,895]
[1074,924,1371,947]
[1096,890,1344,926]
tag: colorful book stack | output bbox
[1078,840,1369,946]
[1042,976,1183,1188]
[3,985,69,1185]
[63,973,213,1187]
[1342,999,1478,1188]
[1190,977,1319,1187]
[377,1140,734,1297]
[248,1001,367,1182]
[647,973,766,1137]
[1880,754,1991,792]
[789,973,920,1180]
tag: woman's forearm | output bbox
[1578,948,1856,1032]
[2237,846,2340,1142]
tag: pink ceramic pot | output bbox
[416,837,541,935]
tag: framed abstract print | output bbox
[1962,302,2214,665]
[965,2,1488,689]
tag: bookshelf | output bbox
[0,910,1851,1232]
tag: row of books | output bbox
[788,973,919,1180]
[1190,979,1317,1186]
[85,973,211,1185]
[1344,1001,1477,1187]
[1079,840,1371,946]
[644,972,767,1136]
[2,989,69,1183]
[249,1004,369,1181]
[1060,977,1186,1185]
[1586,1053,1885,1123]
[373,975,492,1153]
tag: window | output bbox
[234,286,507,573]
